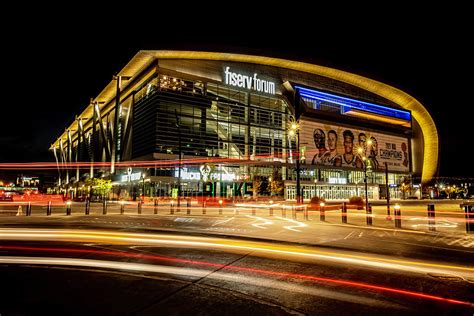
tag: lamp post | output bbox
[357,144,372,212]
[288,117,300,204]
[175,109,181,207]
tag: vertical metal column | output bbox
[427,203,436,232]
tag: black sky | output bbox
[1,13,472,180]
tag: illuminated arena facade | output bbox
[50,51,438,201]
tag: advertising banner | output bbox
[299,120,409,172]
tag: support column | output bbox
[111,75,131,175]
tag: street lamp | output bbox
[357,145,372,212]
[288,117,301,204]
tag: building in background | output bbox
[50,51,438,201]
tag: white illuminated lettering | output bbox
[224,67,275,95]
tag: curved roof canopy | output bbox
[52,51,438,183]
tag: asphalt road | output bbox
[1,215,473,315]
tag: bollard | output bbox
[202,201,206,215]
[102,200,107,215]
[66,201,72,216]
[138,201,142,214]
[170,201,174,215]
[85,199,90,215]
[341,202,347,223]
[26,201,32,216]
[282,206,286,218]
[47,201,52,216]
[219,200,223,215]
[319,203,325,221]
[366,203,373,226]
[187,199,191,215]
[292,206,296,220]
[464,205,474,233]
[120,201,125,215]
[427,203,436,232]
[394,204,402,228]
[154,198,158,215]
[304,205,308,221]
[252,207,256,216]
[269,200,274,217]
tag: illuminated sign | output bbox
[328,177,347,184]
[121,170,141,182]
[224,66,275,95]
[175,167,236,181]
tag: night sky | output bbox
[1,15,472,181]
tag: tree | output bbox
[86,178,112,200]
[252,176,262,199]
[269,169,284,197]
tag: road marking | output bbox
[245,215,273,229]
[344,231,356,240]
[274,216,307,232]
[212,217,235,226]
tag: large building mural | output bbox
[299,120,409,172]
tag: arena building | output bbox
[50,51,438,201]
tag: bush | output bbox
[310,196,326,206]
[349,196,364,209]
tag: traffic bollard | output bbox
[170,201,174,215]
[47,201,52,216]
[66,201,72,216]
[138,201,142,214]
[85,199,90,215]
[320,203,325,221]
[292,206,296,220]
[394,204,402,228]
[366,203,373,226]
[187,199,191,215]
[26,201,32,216]
[120,201,125,215]
[304,205,308,221]
[219,200,223,215]
[464,205,474,233]
[427,203,436,232]
[102,200,107,215]
[341,202,347,223]
[154,198,158,215]
[282,206,286,218]
[202,202,206,215]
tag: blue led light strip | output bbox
[296,86,411,121]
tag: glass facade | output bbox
[55,64,411,201]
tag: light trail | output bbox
[0,256,409,307]
[1,250,472,307]
[0,228,472,277]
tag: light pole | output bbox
[357,143,372,212]
[175,109,181,207]
[288,117,300,204]
[363,157,369,212]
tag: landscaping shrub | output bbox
[349,196,364,209]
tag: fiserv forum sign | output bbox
[224,66,276,95]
